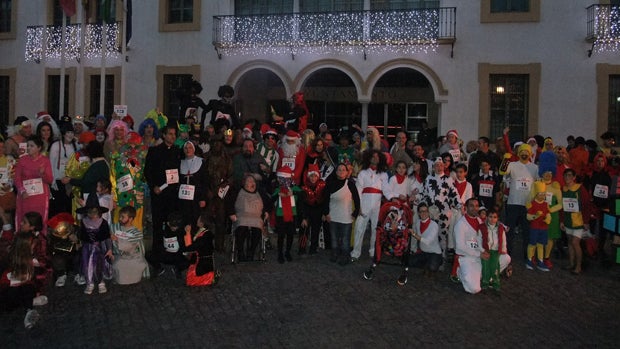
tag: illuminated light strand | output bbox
[25,22,121,62]
[215,9,443,56]
[593,6,620,53]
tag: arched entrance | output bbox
[368,67,436,145]
[235,68,287,124]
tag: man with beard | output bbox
[503,144,538,257]
[390,131,414,171]
[4,116,33,158]
[256,127,280,191]
[205,134,233,252]
[277,130,306,186]
[232,139,270,190]
[222,128,241,158]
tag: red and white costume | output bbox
[479,222,511,272]
[277,130,306,185]
[454,214,483,294]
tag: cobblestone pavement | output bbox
[2,235,620,348]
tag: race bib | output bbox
[164,236,180,253]
[114,230,130,240]
[165,169,179,184]
[218,184,229,199]
[593,184,609,199]
[516,177,532,191]
[545,192,553,205]
[178,184,195,200]
[282,157,295,170]
[23,178,44,196]
[117,174,134,193]
[448,149,461,162]
[78,156,89,164]
[0,167,8,184]
[563,197,579,213]
[468,239,479,249]
[478,183,493,197]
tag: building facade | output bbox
[0,0,619,145]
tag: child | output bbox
[0,232,40,329]
[96,179,113,225]
[47,213,79,288]
[76,194,112,294]
[148,211,189,277]
[273,166,302,264]
[20,212,50,305]
[479,209,511,291]
[0,206,15,274]
[299,164,326,255]
[526,181,552,271]
[470,160,501,213]
[111,206,148,285]
[183,212,218,286]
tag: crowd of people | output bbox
[1,86,619,329]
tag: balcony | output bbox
[586,4,620,56]
[25,22,122,63]
[212,7,456,58]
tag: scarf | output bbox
[420,218,431,234]
[454,178,468,197]
[464,214,479,231]
[395,173,406,184]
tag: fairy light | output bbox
[25,22,121,62]
[214,9,448,57]
[591,5,620,53]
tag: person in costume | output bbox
[585,153,613,265]
[178,141,208,227]
[147,211,189,278]
[49,123,77,217]
[470,159,501,214]
[272,166,302,264]
[109,131,147,229]
[63,132,95,219]
[560,168,592,275]
[271,91,309,133]
[47,213,79,288]
[454,198,486,294]
[479,209,511,290]
[183,212,218,286]
[537,151,563,269]
[299,164,326,255]
[0,138,16,223]
[438,129,464,163]
[206,85,239,132]
[277,130,306,186]
[5,116,33,158]
[111,206,148,285]
[103,120,129,161]
[409,203,443,276]
[175,79,209,125]
[525,181,552,271]
[77,194,112,295]
[138,118,161,148]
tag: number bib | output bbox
[79,156,89,164]
[114,230,130,240]
[478,183,493,197]
[118,174,134,193]
[0,167,8,184]
[448,149,461,163]
[468,239,479,250]
[178,184,195,200]
[163,236,180,253]
[218,184,230,199]
[282,157,295,170]
[516,177,532,191]
[545,192,553,205]
[165,169,179,184]
[23,178,44,196]
[562,197,579,213]
[593,184,609,199]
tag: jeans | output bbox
[330,221,352,257]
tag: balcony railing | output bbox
[213,8,456,57]
[586,4,620,55]
[25,22,122,62]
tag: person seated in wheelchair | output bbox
[226,175,272,262]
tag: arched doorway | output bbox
[368,68,436,145]
[235,68,287,124]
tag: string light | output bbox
[25,22,121,62]
[214,9,448,56]
[591,5,620,53]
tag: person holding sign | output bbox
[560,168,592,275]
[14,136,53,232]
[178,141,207,228]
[503,143,538,257]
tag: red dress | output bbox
[14,154,53,231]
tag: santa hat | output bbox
[78,131,96,144]
[306,163,319,177]
[446,129,459,138]
[263,127,278,139]
[277,166,293,178]
[36,111,51,120]
[433,157,444,164]
[285,130,299,139]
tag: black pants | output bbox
[235,226,261,261]
[0,284,35,312]
[150,191,179,256]
[276,218,295,256]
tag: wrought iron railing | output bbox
[586,4,620,54]
[25,22,122,62]
[213,8,456,56]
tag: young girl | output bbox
[96,179,114,224]
[20,212,50,305]
[76,194,112,295]
[183,212,218,286]
[0,232,40,329]
[299,164,326,255]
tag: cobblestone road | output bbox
[2,235,620,348]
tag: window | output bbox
[596,65,620,137]
[607,75,620,135]
[159,0,201,32]
[0,0,16,39]
[370,0,439,10]
[89,75,115,117]
[481,0,539,23]
[156,65,201,120]
[478,63,541,143]
[51,0,72,25]
[489,75,529,143]
[47,75,70,119]
[300,0,363,12]
[235,0,292,15]
[0,75,9,127]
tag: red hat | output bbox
[277,166,293,178]
[306,163,320,177]
[37,111,51,120]
[286,130,299,139]
[126,131,142,145]
[446,129,459,138]
[78,131,96,144]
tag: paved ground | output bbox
[2,234,620,348]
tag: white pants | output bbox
[499,253,511,273]
[350,194,381,259]
[457,255,482,294]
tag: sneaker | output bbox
[449,275,461,283]
[84,284,95,295]
[55,274,67,287]
[543,258,553,269]
[24,309,40,329]
[98,282,107,294]
[525,259,535,270]
[397,272,408,286]
[32,295,48,306]
[363,267,374,280]
[536,260,550,272]
[74,274,86,285]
